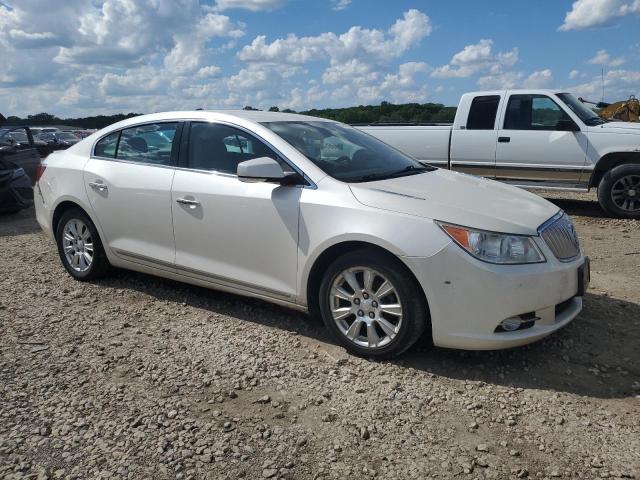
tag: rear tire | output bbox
[55,208,111,281]
[597,163,640,219]
[318,248,429,359]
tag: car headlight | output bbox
[437,222,546,264]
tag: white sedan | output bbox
[34,110,590,358]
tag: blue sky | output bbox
[1,0,639,117]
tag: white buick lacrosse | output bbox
[34,110,589,358]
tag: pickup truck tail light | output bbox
[35,164,46,183]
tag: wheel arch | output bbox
[304,240,430,323]
[590,152,640,188]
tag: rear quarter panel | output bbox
[36,150,101,242]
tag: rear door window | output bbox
[94,132,119,158]
[466,95,500,130]
[116,123,178,165]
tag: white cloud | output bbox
[587,49,626,67]
[477,72,523,90]
[523,69,554,88]
[431,39,518,78]
[332,0,351,11]
[568,68,640,101]
[559,0,640,31]
[238,9,431,65]
[212,0,288,11]
[569,69,580,79]
[476,69,554,90]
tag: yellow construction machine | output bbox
[580,95,640,122]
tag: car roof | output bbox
[106,110,334,132]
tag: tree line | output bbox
[3,101,457,129]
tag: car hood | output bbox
[590,121,640,134]
[349,169,559,235]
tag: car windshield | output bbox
[557,93,605,126]
[261,121,432,182]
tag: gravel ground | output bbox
[1,191,639,480]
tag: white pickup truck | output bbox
[358,89,640,218]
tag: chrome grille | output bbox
[538,212,580,261]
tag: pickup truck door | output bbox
[449,95,501,179]
[494,94,588,187]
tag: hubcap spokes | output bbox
[330,267,403,349]
[611,174,640,212]
[62,219,93,272]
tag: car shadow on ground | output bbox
[542,196,606,218]
[0,207,42,237]
[98,269,639,400]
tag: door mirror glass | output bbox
[237,157,286,183]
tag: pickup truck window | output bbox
[262,121,431,183]
[557,93,605,126]
[466,95,500,130]
[504,94,570,130]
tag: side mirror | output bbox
[556,118,580,132]
[237,157,285,183]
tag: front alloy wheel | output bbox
[330,267,403,349]
[610,174,640,213]
[319,249,429,359]
[598,163,640,219]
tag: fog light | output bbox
[495,313,540,333]
[500,317,522,332]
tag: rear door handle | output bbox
[498,136,511,143]
[176,197,200,207]
[88,181,108,192]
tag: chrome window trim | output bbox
[90,117,317,189]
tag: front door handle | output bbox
[176,197,201,208]
[498,136,511,143]
[88,181,108,192]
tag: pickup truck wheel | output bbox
[56,208,111,281]
[598,164,640,219]
[318,249,428,359]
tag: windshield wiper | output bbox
[355,165,430,182]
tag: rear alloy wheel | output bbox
[319,249,428,359]
[598,164,640,219]
[56,208,110,281]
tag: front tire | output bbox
[55,208,111,281]
[597,164,640,219]
[318,249,429,359]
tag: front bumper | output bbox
[403,240,587,350]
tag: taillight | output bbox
[35,164,46,183]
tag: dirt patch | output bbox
[1,195,638,480]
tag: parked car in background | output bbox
[0,157,34,214]
[358,89,640,218]
[72,129,97,139]
[35,110,589,358]
[37,131,82,151]
[0,126,43,183]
